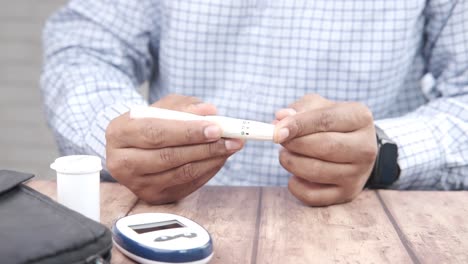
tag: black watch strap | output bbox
[365,126,400,189]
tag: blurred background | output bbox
[0,0,67,179]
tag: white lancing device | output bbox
[130,106,275,141]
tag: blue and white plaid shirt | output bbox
[41,0,468,189]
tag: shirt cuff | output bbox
[84,99,147,179]
[375,115,444,189]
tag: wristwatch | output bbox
[365,126,400,189]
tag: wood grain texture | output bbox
[27,180,138,264]
[27,180,57,199]
[100,183,139,264]
[129,186,261,264]
[26,181,468,264]
[99,183,138,228]
[256,188,412,264]
[378,190,468,264]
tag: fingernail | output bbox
[225,139,243,151]
[204,125,222,139]
[277,108,297,116]
[277,128,290,143]
[283,108,297,116]
[276,108,297,120]
[194,102,208,108]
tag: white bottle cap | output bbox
[50,155,102,222]
[50,155,102,174]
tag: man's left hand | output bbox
[274,94,377,206]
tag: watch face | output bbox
[367,126,400,189]
[377,143,399,187]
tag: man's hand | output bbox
[274,94,377,206]
[105,94,244,204]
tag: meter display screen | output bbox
[130,220,185,234]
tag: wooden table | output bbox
[28,181,468,264]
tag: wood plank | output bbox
[27,180,57,199]
[129,186,261,264]
[378,190,468,264]
[100,183,139,264]
[256,188,412,264]
[27,180,138,263]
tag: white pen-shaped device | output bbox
[130,106,275,141]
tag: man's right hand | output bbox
[105,94,244,204]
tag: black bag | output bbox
[0,170,112,264]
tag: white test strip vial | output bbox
[50,155,102,222]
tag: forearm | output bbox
[41,0,156,167]
[375,95,468,190]
[41,58,147,157]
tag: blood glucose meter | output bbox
[112,213,213,264]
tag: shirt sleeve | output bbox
[40,0,159,175]
[375,0,468,190]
